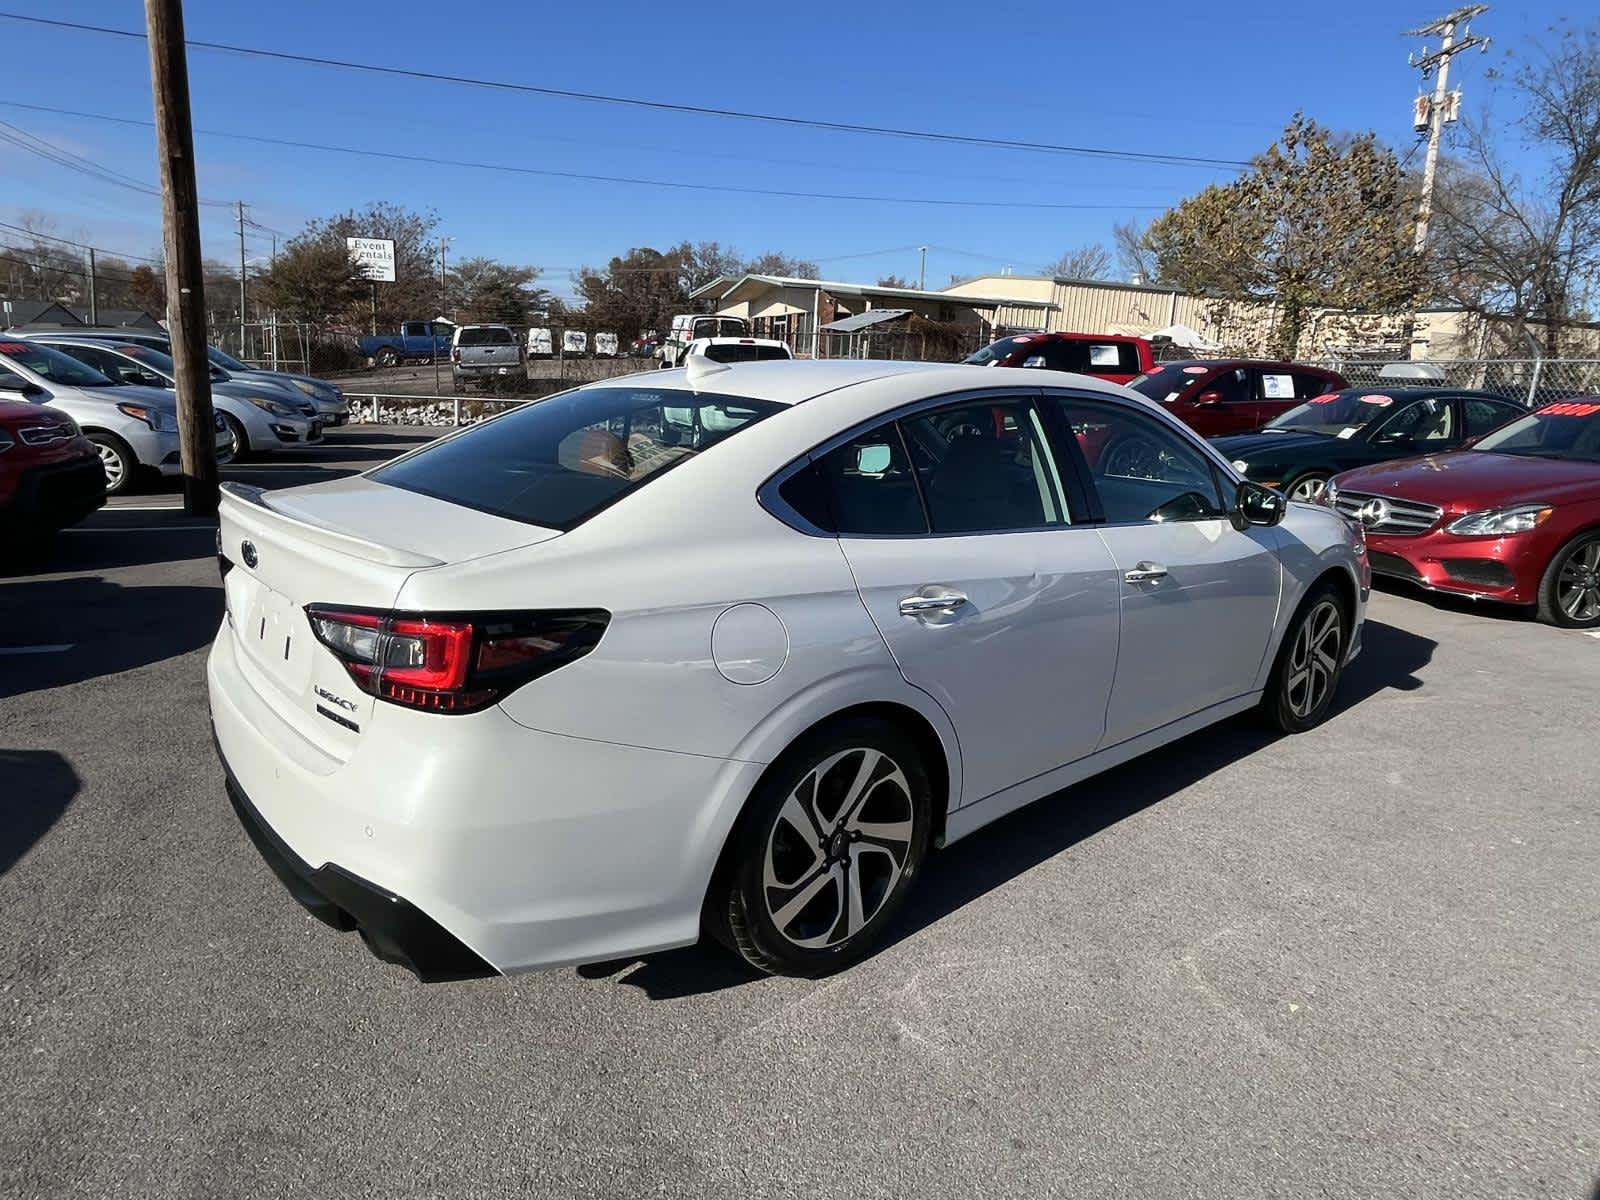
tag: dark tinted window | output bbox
[1464,398,1521,436]
[1052,399,1226,523]
[372,386,779,529]
[703,343,791,363]
[1293,371,1334,398]
[774,462,834,532]
[0,340,117,387]
[459,327,514,346]
[1023,339,1139,375]
[963,335,1039,366]
[815,426,926,535]
[1375,397,1456,445]
[899,400,1066,533]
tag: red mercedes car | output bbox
[0,396,105,544]
[1327,399,1600,627]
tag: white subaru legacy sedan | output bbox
[208,359,1368,980]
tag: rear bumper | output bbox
[1365,530,1544,604]
[452,363,522,376]
[218,744,494,981]
[1,455,105,529]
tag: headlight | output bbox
[1230,459,1251,474]
[246,395,295,417]
[1446,504,1554,536]
[117,402,179,432]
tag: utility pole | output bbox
[236,200,248,359]
[918,246,928,291]
[145,0,217,516]
[1408,5,1490,253]
[86,248,98,325]
[433,236,451,394]
[268,233,279,371]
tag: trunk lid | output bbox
[217,478,559,760]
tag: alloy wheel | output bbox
[1284,599,1342,718]
[94,441,126,492]
[1289,476,1328,502]
[762,748,916,950]
[1556,540,1600,623]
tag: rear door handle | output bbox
[899,591,969,616]
[1123,562,1168,583]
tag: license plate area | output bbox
[239,579,314,692]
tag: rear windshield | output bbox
[692,318,748,339]
[963,335,1037,366]
[703,343,790,363]
[459,327,514,346]
[370,385,781,529]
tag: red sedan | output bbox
[0,396,105,546]
[1327,399,1600,627]
[1129,360,1348,436]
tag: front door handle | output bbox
[899,591,969,616]
[1123,562,1168,583]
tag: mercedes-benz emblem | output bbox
[1356,498,1391,528]
[240,540,258,569]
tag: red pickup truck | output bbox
[0,398,106,544]
[964,332,1156,384]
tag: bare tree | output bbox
[1112,220,1162,283]
[1429,22,1600,354]
[1043,244,1112,280]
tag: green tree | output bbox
[256,238,367,324]
[576,247,690,339]
[448,257,550,326]
[1146,115,1423,357]
[257,202,441,329]
[126,264,167,316]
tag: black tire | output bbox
[221,413,251,461]
[1259,578,1349,733]
[1284,473,1331,503]
[708,717,934,977]
[1536,530,1600,628]
[376,347,399,368]
[86,432,138,496]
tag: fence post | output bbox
[453,396,461,426]
[1526,355,1544,408]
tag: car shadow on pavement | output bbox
[0,577,221,699]
[1371,576,1534,624]
[3,525,217,577]
[587,619,1436,1000]
[0,749,80,877]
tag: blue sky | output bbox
[0,0,1558,303]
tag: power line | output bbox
[0,117,232,208]
[0,100,1168,213]
[0,12,1249,172]
[0,218,164,264]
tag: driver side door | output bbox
[1049,395,1283,746]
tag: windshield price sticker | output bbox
[1308,394,1340,405]
[1337,427,1359,439]
[1542,401,1600,417]
[1183,366,1209,375]
[0,342,29,354]
[1360,394,1394,407]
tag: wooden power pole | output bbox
[1408,5,1490,254]
[145,0,218,516]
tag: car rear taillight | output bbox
[305,606,608,714]
[451,347,461,363]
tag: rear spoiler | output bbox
[219,482,444,568]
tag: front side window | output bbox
[1053,400,1226,524]
[1464,398,1522,437]
[1375,397,1455,445]
[371,386,779,529]
[1206,369,1251,404]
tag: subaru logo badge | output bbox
[241,540,258,569]
[1356,498,1390,528]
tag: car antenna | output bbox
[684,353,731,388]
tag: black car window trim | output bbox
[1037,388,1245,530]
[757,387,1087,540]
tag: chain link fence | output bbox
[1304,358,1600,407]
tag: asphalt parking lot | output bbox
[2,426,1597,1200]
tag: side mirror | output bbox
[1193,390,1224,407]
[855,444,893,474]
[0,379,45,398]
[1233,480,1286,529]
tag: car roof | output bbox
[690,336,788,346]
[1153,359,1332,370]
[603,359,1141,407]
[1333,385,1514,400]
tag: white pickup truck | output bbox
[450,325,524,392]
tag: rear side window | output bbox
[1464,398,1521,436]
[372,386,779,529]
[459,327,513,346]
[815,428,925,535]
